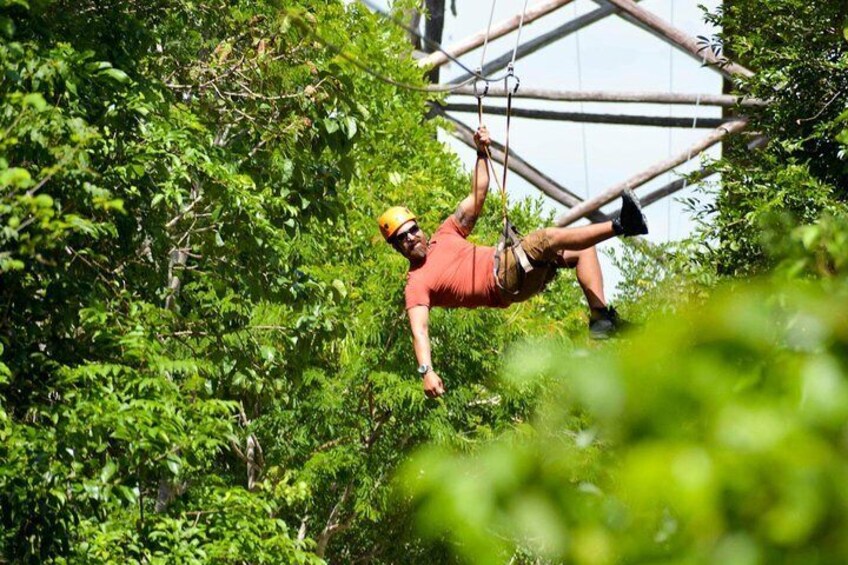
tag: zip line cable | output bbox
[574,1,590,200]
[665,3,706,242]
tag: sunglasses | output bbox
[392,224,420,243]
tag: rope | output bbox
[510,0,531,68]
[472,0,527,229]
[574,2,590,199]
[677,89,704,235]
[666,0,674,241]
[665,3,707,242]
[474,0,502,217]
[479,0,498,71]
[499,83,515,225]
[497,0,531,210]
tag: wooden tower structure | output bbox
[395,0,761,229]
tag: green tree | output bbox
[705,0,848,275]
[1,0,588,561]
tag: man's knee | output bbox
[521,228,557,263]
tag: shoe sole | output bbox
[621,189,648,236]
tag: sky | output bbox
[366,0,725,295]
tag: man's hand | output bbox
[473,125,491,153]
[422,370,445,398]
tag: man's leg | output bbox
[558,247,606,310]
[541,222,616,252]
[543,189,649,253]
[508,191,647,336]
[558,247,622,338]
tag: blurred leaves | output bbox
[401,280,848,563]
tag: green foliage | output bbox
[701,0,848,275]
[401,278,848,563]
[17,0,848,563]
[0,0,588,562]
[396,8,848,562]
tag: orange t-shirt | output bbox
[404,216,505,310]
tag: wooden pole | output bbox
[554,119,748,226]
[595,0,754,79]
[436,109,611,221]
[446,85,766,108]
[640,167,712,209]
[445,0,640,86]
[444,103,728,129]
[418,0,576,69]
[599,135,767,219]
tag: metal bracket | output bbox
[472,67,489,99]
[505,63,520,94]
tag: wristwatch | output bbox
[417,364,432,377]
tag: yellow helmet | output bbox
[377,206,416,241]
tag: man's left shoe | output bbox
[589,305,631,339]
[612,189,649,237]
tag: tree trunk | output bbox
[424,0,446,83]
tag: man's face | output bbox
[392,220,428,261]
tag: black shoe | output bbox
[612,189,648,237]
[589,306,630,340]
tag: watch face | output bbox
[417,365,429,374]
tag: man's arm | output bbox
[408,305,445,398]
[454,125,491,234]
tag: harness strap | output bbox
[492,218,533,295]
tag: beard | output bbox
[403,239,428,262]
[408,241,427,261]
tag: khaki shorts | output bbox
[496,228,561,304]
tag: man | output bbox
[378,126,648,398]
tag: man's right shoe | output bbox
[612,189,648,237]
[589,305,632,340]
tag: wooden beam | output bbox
[599,135,767,219]
[594,0,754,79]
[435,109,610,221]
[418,0,576,69]
[447,85,766,108]
[446,0,640,86]
[443,103,728,128]
[554,119,748,226]
[639,167,713,209]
